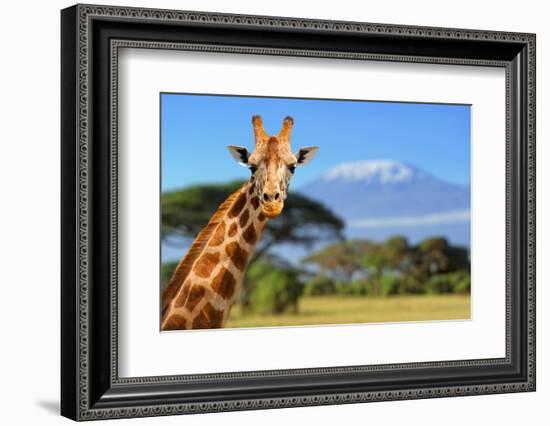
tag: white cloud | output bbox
[349,209,470,228]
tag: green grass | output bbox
[225,294,470,328]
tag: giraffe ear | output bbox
[227,145,250,166]
[295,146,319,166]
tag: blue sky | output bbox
[161,93,470,191]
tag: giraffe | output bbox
[161,115,319,330]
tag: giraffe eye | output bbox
[249,165,257,174]
[288,164,296,174]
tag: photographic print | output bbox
[160,94,471,331]
[61,6,535,418]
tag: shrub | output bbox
[380,274,403,296]
[425,274,454,294]
[334,281,353,296]
[333,279,372,296]
[451,270,471,294]
[304,275,336,296]
[351,278,374,296]
[248,268,302,314]
[402,274,426,294]
[425,271,470,294]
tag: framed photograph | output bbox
[61,4,536,421]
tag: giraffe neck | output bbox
[161,181,267,330]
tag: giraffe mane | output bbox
[161,184,247,313]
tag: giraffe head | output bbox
[228,115,319,219]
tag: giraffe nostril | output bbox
[263,193,269,202]
[274,192,280,200]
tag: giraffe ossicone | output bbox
[161,115,319,331]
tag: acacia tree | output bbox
[161,180,344,303]
[303,239,391,295]
[410,237,469,277]
[303,236,470,295]
[301,240,377,283]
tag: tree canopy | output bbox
[162,180,344,263]
[303,235,469,295]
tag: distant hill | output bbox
[298,160,471,248]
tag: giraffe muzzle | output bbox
[260,200,284,218]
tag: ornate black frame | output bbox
[61,3,536,421]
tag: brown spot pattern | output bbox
[239,209,250,228]
[225,241,249,271]
[228,192,247,218]
[191,303,224,329]
[194,252,220,278]
[258,212,266,222]
[175,285,205,311]
[248,184,255,195]
[211,267,237,300]
[202,303,224,328]
[228,223,238,237]
[173,281,190,308]
[243,223,257,245]
[192,310,210,329]
[208,222,226,247]
[162,314,187,331]
[250,196,260,210]
[161,276,181,313]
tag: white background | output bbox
[119,49,505,377]
[0,0,547,425]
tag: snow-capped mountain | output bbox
[299,160,471,247]
[323,160,420,184]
